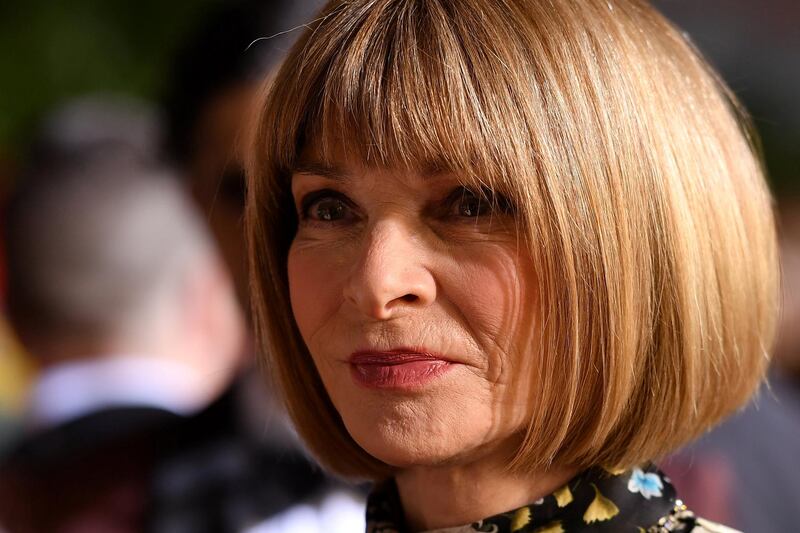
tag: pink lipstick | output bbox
[349,348,453,389]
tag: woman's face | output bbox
[288,153,540,468]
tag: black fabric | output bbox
[0,383,332,533]
[146,388,329,533]
[0,406,180,533]
[3,406,179,466]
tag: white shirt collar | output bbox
[27,354,210,429]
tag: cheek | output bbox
[287,244,344,344]
[444,245,538,377]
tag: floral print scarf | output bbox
[365,464,738,533]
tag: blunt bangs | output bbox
[272,0,545,205]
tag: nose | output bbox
[343,218,437,320]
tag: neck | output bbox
[395,445,577,532]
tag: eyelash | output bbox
[297,186,515,224]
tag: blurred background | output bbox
[0,0,797,532]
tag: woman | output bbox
[245,0,778,531]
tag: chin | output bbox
[353,429,463,469]
[336,393,495,469]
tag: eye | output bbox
[446,186,514,218]
[311,198,347,221]
[299,189,355,223]
[454,188,483,217]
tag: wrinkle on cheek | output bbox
[306,319,351,365]
[442,243,537,400]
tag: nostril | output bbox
[400,294,419,303]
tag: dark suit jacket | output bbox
[0,388,329,533]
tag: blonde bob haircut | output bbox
[246,0,778,479]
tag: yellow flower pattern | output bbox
[582,483,620,523]
[511,507,531,531]
[553,485,573,508]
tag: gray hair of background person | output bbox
[3,149,216,354]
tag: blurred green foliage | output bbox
[0,0,218,156]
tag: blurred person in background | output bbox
[0,143,246,532]
[662,203,800,533]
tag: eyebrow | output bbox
[292,161,351,182]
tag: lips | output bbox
[348,348,454,389]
